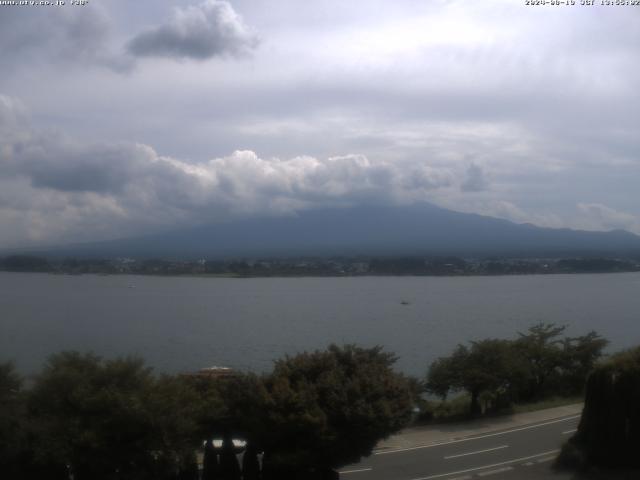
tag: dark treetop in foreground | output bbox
[0,345,413,480]
[559,346,640,470]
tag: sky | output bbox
[0,0,639,248]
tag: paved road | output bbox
[339,413,580,480]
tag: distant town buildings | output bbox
[2,254,639,277]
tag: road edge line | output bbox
[408,449,560,480]
[375,415,580,455]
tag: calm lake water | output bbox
[1,272,640,376]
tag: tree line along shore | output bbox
[2,254,640,277]
[1,323,638,479]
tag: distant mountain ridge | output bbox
[11,203,640,259]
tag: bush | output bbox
[25,352,205,480]
[569,346,640,468]
[258,344,413,475]
[555,438,588,471]
[426,323,608,416]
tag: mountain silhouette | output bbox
[23,203,640,259]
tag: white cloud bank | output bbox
[1,0,639,248]
[2,88,640,249]
[577,203,640,235]
[2,92,638,249]
[0,94,456,247]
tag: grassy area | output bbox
[511,396,582,414]
[414,395,582,426]
[413,394,471,424]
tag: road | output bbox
[339,414,580,480]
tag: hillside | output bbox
[16,203,640,260]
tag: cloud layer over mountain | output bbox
[0,95,456,246]
[0,0,639,248]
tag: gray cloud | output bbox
[576,203,640,234]
[19,143,144,194]
[461,163,488,192]
[2,0,640,246]
[0,94,455,247]
[0,95,27,134]
[0,5,132,72]
[127,0,259,60]
[4,86,640,248]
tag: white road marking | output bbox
[536,456,556,463]
[522,461,535,466]
[408,449,560,480]
[562,429,577,435]
[444,445,508,460]
[339,467,373,474]
[375,415,579,455]
[477,466,513,477]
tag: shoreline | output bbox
[1,270,639,279]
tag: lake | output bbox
[1,272,640,377]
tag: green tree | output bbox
[259,344,413,478]
[203,373,269,441]
[27,352,156,479]
[426,339,519,416]
[427,324,608,417]
[515,323,567,400]
[559,331,608,395]
[425,346,465,400]
[26,352,204,480]
[143,374,207,479]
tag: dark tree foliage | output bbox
[27,352,158,479]
[143,374,207,477]
[515,323,568,400]
[177,451,199,480]
[1,255,50,272]
[3,345,416,478]
[425,355,458,400]
[559,331,608,395]
[369,257,427,275]
[557,258,630,273]
[200,373,269,442]
[427,340,520,415]
[427,323,608,416]
[241,443,260,480]
[0,362,28,477]
[201,439,219,480]
[219,435,242,480]
[563,346,640,468]
[25,352,204,480]
[260,344,413,475]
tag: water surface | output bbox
[2,272,639,376]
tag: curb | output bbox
[374,404,583,453]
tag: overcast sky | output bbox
[0,0,638,248]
